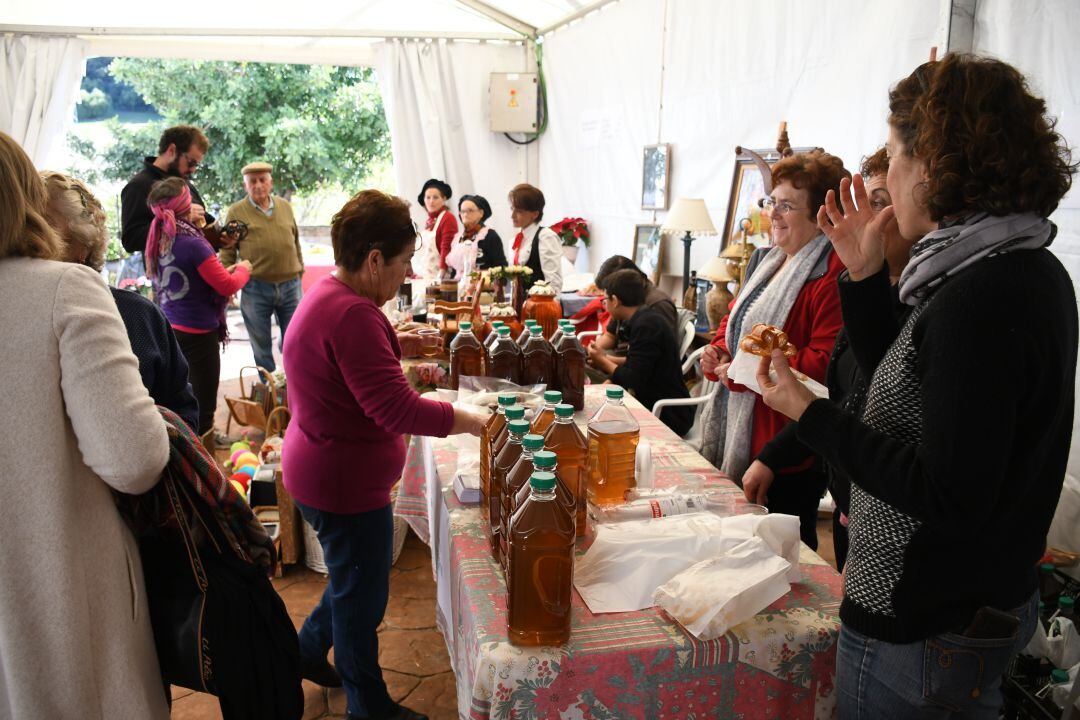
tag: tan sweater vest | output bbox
[221,196,304,283]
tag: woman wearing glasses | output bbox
[699,149,849,549]
[758,55,1076,717]
[446,194,507,276]
[282,190,486,720]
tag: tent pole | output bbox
[538,0,621,36]
[453,0,536,39]
[0,24,520,42]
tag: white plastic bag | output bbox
[728,350,829,399]
[654,537,792,640]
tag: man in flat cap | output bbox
[221,162,304,373]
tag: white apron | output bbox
[419,210,448,279]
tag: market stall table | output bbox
[396,386,842,719]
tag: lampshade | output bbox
[698,256,735,283]
[660,198,717,237]
[720,241,753,259]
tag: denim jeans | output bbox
[295,501,394,718]
[837,591,1039,719]
[239,276,301,372]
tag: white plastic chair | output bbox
[674,309,696,362]
[653,345,719,447]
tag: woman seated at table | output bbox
[739,146,909,570]
[446,193,506,276]
[508,183,562,292]
[417,178,457,278]
[282,189,486,720]
[699,149,849,549]
[759,54,1076,718]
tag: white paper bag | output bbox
[728,350,829,399]
[654,537,792,640]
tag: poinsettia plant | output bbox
[549,217,590,248]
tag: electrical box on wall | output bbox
[490,73,538,133]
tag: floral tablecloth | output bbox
[396,386,842,719]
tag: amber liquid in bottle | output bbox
[554,331,586,411]
[507,474,575,646]
[502,436,544,570]
[547,323,569,393]
[480,401,510,529]
[515,453,575,523]
[488,329,522,384]
[450,323,484,390]
[544,407,589,537]
[587,389,639,506]
[521,328,554,386]
[531,391,561,437]
[491,422,528,563]
[482,323,504,375]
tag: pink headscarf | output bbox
[146,184,192,276]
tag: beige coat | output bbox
[0,258,171,719]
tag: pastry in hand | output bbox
[739,323,797,358]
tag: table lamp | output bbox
[661,199,717,294]
[720,240,755,290]
[698,256,736,331]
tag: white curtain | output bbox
[0,35,86,166]
[374,39,531,240]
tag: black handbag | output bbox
[138,466,304,719]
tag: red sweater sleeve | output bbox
[788,251,845,383]
[197,256,250,296]
[332,304,455,437]
[712,298,737,355]
[437,214,458,269]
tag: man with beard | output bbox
[120,125,234,253]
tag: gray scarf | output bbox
[899,212,1053,306]
[700,235,831,480]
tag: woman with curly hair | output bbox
[759,54,1078,717]
[699,149,850,549]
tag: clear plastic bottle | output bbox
[502,433,546,568]
[544,403,589,537]
[549,319,573,349]
[587,386,640,506]
[491,418,530,563]
[507,472,575,646]
[531,390,562,436]
[521,326,555,386]
[488,406,525,547]
[450,321,484,390]
[488,326,522,384]
[482,320,505,375]
[548,320,573,393]
[517,319,540,346]
[516,450,575,521]
[481,393,517,528]
[554,328,586,410]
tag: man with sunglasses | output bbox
[120,125,236,253]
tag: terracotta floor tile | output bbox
[378,629,452,676]
[301,680,328,720]
[401,672,459,720]
[277,580,330,615]
[168,690,222,719]
[383,595,438,630]
[389,567,437,601]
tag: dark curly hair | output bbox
[888,54,1075,220]
[771,149,851,221]
[860,147,889,179]
[332,190,417,272]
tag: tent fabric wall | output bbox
[0,35,86,166]
[539,0,941,278]
[374,39,533,243]
[971,0,1080,557]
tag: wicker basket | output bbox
[224,366,280,434]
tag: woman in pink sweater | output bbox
[283,190,484,720]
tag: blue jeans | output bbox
[837,591,1039,719]
[240,276,301,372]
[295,501,394,718]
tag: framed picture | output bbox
[721,147,812,251]
[641,144,671,210]
[632,224,664,284]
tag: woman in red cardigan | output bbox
[700,150,847,549]
[417,178,457,278]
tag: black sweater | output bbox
[611,305,693,436]
[796,250,1077,643]
[120,157,213,254]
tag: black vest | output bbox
[523,226,544,289]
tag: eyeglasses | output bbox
[181,153,201,171]
[761,197,802,215]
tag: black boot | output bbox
[300,656,342,688]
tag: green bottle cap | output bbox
[459,321,472,331]
[525,319,540,326]
[563,329,576,337]
[491,320,505,328]
[559,319,572,327]
[504,405,526,420]
[1052,668,1070,684]
[533,450,557,468]
[1041,563,1057,574]
[530,472,556,491]
[543,390,563,404]
[497,326,511,336]
[554,403,575,417]
[498,392,517,406]
[508,419,531,435]
[522,434,545,451]
[529,326,542,335]
[1060,596,1075,609]
[606,386,625,399]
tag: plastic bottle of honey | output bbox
[507,472,575,646]
[516,450,575,522]
[549,319,572,349]
[488,405,525,548]
[502,433,546,568]
[449,321,484,390]
[480,393,517,528]
[488,326,522,384]
[517,319,539,346]
[553,328,586,410]
[491,418,530,563]
[482,320,506,375]
[548,320,572,392]
[531,390,562,436]
[587,386,639,506]
[521,326,555,386]
[543,403,589,537]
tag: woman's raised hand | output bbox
[817,174,897,281]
